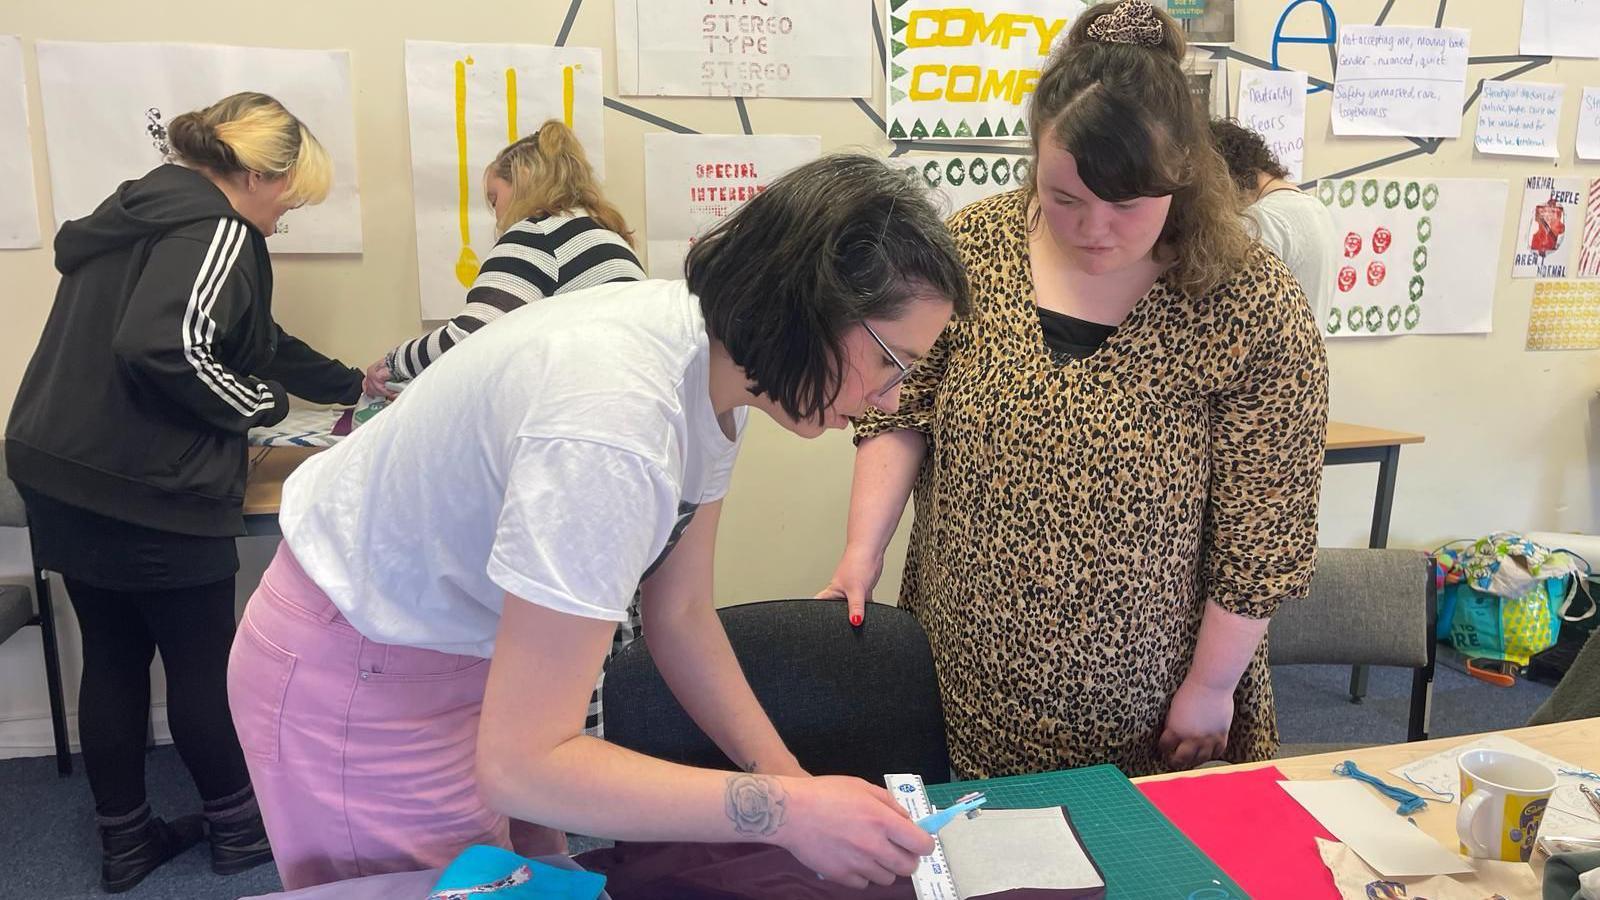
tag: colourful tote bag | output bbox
[1434,533,1594,667]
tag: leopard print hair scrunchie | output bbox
[1085,0,1167,47]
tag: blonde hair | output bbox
[168,92,333,208]
[487,120,633,245]
[1028,1,1250,297]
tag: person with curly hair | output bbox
[1210,117,1337,330]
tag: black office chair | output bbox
[1270,547,1436,750]
[602,598,950,784]
[0,445,73,776]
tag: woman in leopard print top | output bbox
[821,0,1328,778]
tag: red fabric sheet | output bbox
[1137,766,1340,900]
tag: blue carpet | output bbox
[0,646,1554,898]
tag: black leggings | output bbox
[66,576,252,818]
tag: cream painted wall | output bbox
[0,0,1597,757]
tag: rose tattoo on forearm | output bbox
[724,773,788,837]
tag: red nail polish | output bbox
[850,614,863,627]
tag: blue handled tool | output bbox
[916,791,988,834]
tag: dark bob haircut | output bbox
[685,153,972,423]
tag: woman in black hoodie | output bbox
[5,92,362,893]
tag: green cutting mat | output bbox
[927,765,1247,900]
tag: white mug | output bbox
[1456,749,1557,862]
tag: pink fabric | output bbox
[228,542,511,890]
[1137,766,1339,900]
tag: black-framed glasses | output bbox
[861,321,912,396]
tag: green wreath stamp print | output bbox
[1347,305,1365,332]
[1319,181,1336,206]
[1383,182,1402,209]
[946,158,966,186]
[1387,305,1402,331]
[970,158,988,185]
[1365,305,1384,332]
[1409,275,1424,302]
[1413,245,1429,272]
[922,160,942,188]
[1421,183,1439,210]
[1404,181,1422,210]
[1361,179,1380,207]
[1339,180,1357,208]
[1327,307,1342,334]
[1404,303,1421,330]
[993,159,1011,185]
[1417,215,1433,244]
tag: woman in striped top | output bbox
[365,120,643,393]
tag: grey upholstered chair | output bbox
[603,598,951,785]
[1270,547,1436,746]
[0,443,72,775]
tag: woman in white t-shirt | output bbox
[1210,118,1338,333]
[226,154,972,891]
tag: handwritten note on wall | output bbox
[1237,68,1308,182]
[615,0,872,98]
[1474,81,1564,158]
[1332,25,1470,139]
[1578,88,1600,159]
[1521,0,1600,59]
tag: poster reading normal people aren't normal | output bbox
[886,0,1086,141]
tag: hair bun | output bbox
[1086,0,1168,47]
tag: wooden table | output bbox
[1135,719,1600,884]
[1324,422,1428,702]
[243,446,321,536]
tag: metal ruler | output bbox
[884,773,962,900]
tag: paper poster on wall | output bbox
[405,41,604,320]
[1521,0,1600,59]
[34,41,361,255]
[1578,180,1600,277]
[1316,177,1509,337]
[1331,26,1470,138]
[885,0,1086,141]
[1158,0,1235,44]
[1512,176,1586,279]
[1184,52,1231,119]
[1578,88,1600,159]
[897,153,1030,215]
[1237,67,1308,182]
[614,0,871,98]
[643,133,821,279]
[0,36,41,249]
[1527,281,1600,349]
[1473,81,1563,158]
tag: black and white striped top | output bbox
[388,211,643,380]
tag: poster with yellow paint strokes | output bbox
[34,41,360,255]
[615,0,873,98]
[1527,281,1600,350]
[404,41,603,320]
[885,0,1085,141]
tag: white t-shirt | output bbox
[1245,189,1338,333]
[279,279,745,657]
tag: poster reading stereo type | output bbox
[615,0,872,98]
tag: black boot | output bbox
[97,806,205,893]
[205,789,273,876]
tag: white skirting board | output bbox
[0,703,171,761]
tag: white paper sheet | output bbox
[1315,177,1508,336]
[894,153,1030,217]
[1578,87,1600,159]
[1512,176,1586,279]
[1332,26,1470,139]
[642,133,821,279]
[404,41,605,320]
[1474,81,1564,158]
[1388,734,1600,842]
[0,36,41,249]
[1521,0,1600,58]
[886,0,1086,141]
[1237,68,1309,182]
[614,0,872,99]
[1280,780,1473,878]
[33,41,360,255]
[940,807,1104,897]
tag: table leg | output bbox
[1350,445,1402,703]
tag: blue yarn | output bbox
[1332,760,1428,815]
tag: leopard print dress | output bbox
[855,190,1329,779]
